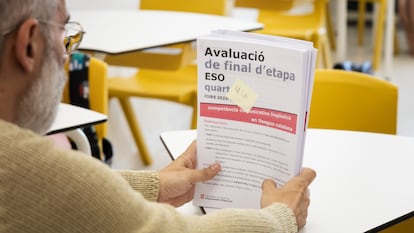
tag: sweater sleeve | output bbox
[116,170,159,201]
[186,203,298,233]
[0,121,298,233]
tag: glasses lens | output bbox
[63,22,84,53]
[65,22,82,37]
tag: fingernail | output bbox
[210,162,221,172]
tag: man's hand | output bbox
[261,168,316,230]
[158,141,221,207]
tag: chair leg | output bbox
[118,97,152,165]
[326,2,336,51]
[358,0,367,45]
[313,33,332,69]
[372,0,386,70]
[321,34,333,69]
[190,91,197,129]
[394,19,400,55]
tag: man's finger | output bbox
[189,162,221,183]
[300,168,316,185]
[262,179,277,191]
[175,141,197,167]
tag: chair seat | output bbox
[257,11,323,38]
[108,65,197,105]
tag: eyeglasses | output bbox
[1,19,85,54]
[38,20,85,54]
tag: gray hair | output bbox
[0,0,60,55]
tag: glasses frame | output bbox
[38,20,85,54]
[1,19,85,54]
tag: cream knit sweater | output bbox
[0,119,298,233]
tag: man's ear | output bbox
[15,18,41,73]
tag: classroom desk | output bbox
[48,103,108,155]
[71,10,263,55]
[160,129,414,232]
[48,103,107,135]
[71,4,396,77]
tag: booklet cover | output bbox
[194,30,317,209]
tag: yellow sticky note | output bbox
[226,79,258,113]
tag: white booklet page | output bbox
[195,30,317,209]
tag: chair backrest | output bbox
[63,55,108,139]
[308,69,398,134]
[85,57,108,138]
[235,0,295,11]
[257,0,327,20]
[140,0,233,16]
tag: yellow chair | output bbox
[308,69,398,134]
[357,0,399,70]
[140,0,232,15]
[235,0,295,11]
[236,0,333,68]
[63,54,109,160]
[379,216,414,233]
[107,0,231,165]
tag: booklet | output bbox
[194,30,317,210]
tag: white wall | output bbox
[66,0,140,10]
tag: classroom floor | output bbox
[107,24,414,171]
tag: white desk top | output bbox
[160,129,414,233]
[71,10,263,54]
[48,103,107,134]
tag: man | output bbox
[0,0,316,232]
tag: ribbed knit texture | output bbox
[117,170,159,201]
[0,119,298,233]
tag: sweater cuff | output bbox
[117,170,160,201]
[263,203,298,232]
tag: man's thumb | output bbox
[190,162,221,183]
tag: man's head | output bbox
[0,0,69,134]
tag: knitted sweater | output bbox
[0,119,298,233]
